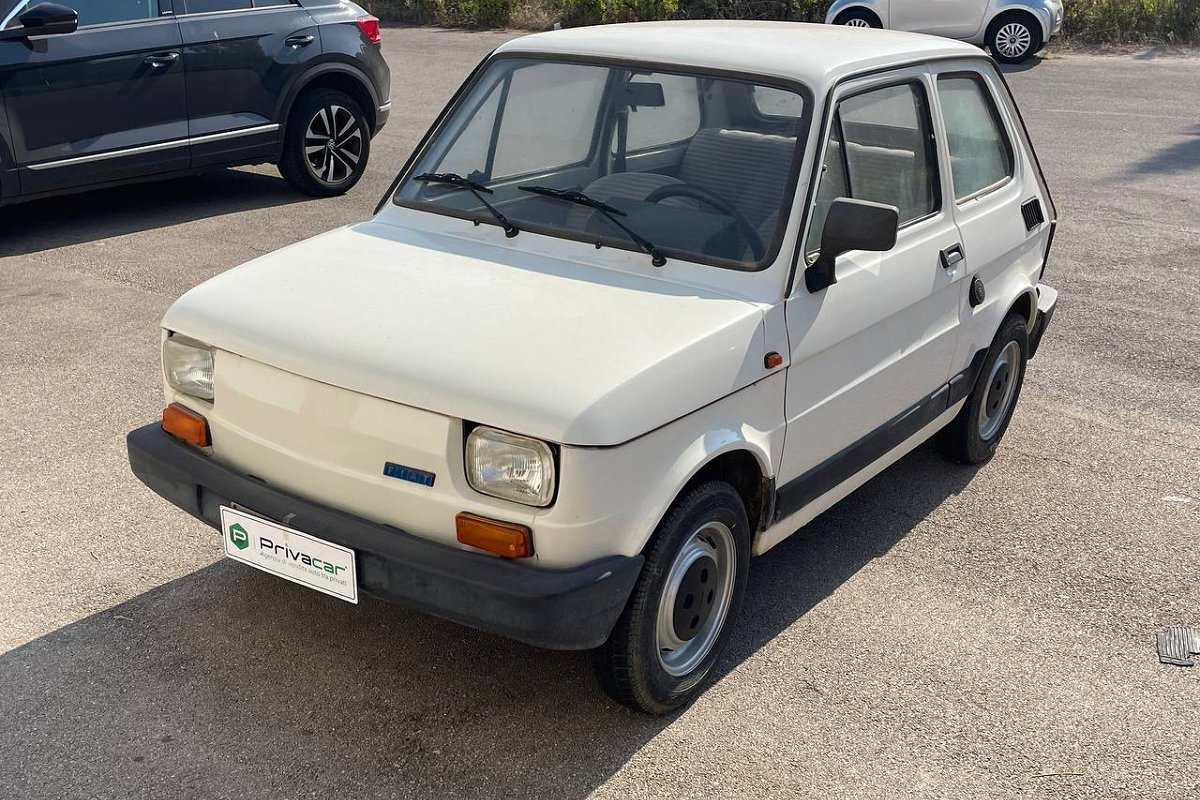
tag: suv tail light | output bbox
[356,15,380,44]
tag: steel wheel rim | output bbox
[304,104,363,185]
[979,340,1021,440]
[996,23,1032,57]
[844,17,871,27]
[655,520,737,677]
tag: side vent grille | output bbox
[1021,198,1045,231]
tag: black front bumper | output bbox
[126,424,642,650]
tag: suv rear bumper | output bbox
[126,423,642,650]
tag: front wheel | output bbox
[591,482,750,715]
[987,13,1043,64]
[278,88,371,197]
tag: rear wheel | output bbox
[834,8,882,28]
[986,12,1043,64]
[278,88,370,197]
[936,313,1029,464]
[591,482,750,715]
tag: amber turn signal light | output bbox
[456,513,532,559]
[162,403,211,447]
[764,351,784,369]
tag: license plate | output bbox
[220,506,358,603]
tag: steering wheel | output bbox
[644,183,766,262]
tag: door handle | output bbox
[285,34,316,47]
[940,243,964,270]
[144,52,179,68]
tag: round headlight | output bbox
[465,426,556,507]
[163,334,214,401]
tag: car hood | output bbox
[162,220,769,446]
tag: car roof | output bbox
[496,21,984,92]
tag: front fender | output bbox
[530,374,786,569]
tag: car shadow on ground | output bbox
[998,54,1047,75]
[1126,124,1200,176]
[0,444,979,799]
[0,168,309,258]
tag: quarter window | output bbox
[937,75,1014,200]
[808,82,939,252]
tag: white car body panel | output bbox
[890,0,990,38]
[152,23,1056,575]
[162,218,773,448]
[778,64,965,487]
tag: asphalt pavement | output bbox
[1,28,1198,799]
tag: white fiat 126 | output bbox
[129,22,1058,714]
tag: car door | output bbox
[776,68,966,513]
[933,66,1034,367]
[0,0,188,196]
[176,0,320,167]
[890,0,989,37]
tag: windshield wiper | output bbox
[414,172,519,238]
[518,185,666,267]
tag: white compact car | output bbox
[128,22,1058,714]
[826,0,1064,63]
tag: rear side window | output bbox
[807,81,939,252]
[753,85,804,118]
[937,75,1014,200]
[183,0,253,11]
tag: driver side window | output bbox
[807,81,940,254]
[5,0,160,27]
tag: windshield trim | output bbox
[385,51,815,273]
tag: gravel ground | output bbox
[1,28,1197,799]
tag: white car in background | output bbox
[826,0,1064,63]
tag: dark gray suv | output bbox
[0,0,390,205]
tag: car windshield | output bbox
[393,57,808,270]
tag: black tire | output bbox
[278,88,371,197]
[936,313,1029,465]
[591,481,751,715]
[986,12,1043,64]
[834,8,883,28]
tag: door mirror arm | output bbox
[0,3,78,40]
[804,198,900,294]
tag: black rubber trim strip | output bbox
[126,424,643,650]
[772,348,987,523]
[1027,290,1057,359]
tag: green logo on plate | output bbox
[229,522,250,550]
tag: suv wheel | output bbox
[591,481,750,715]
[279,88,371,197]
[936,313,1029,464]
[986,12,1043,64]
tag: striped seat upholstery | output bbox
[566,172,690,230]
[678,128,797,229]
